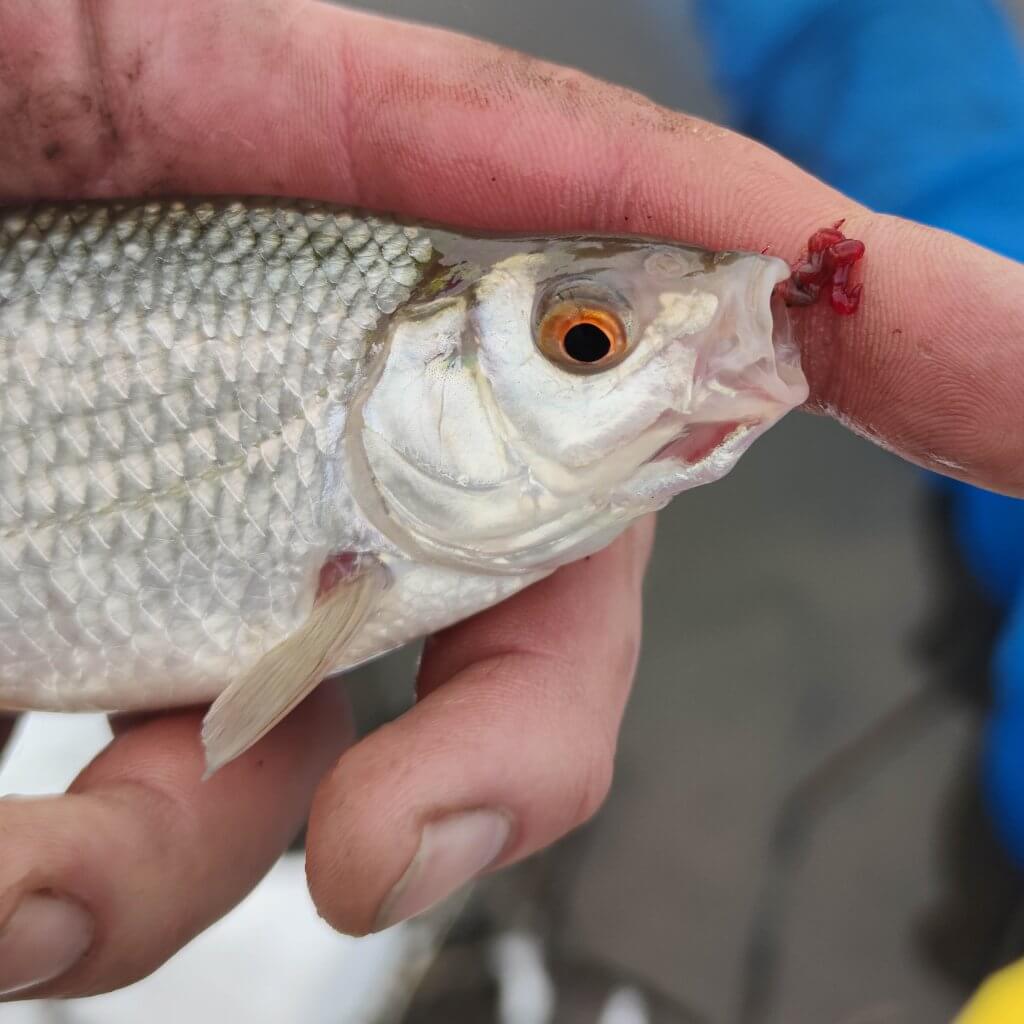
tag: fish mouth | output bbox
[767,284,808,403]
[617,417,766,512]
[653,420,752,466]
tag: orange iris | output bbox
[537,301,630,371]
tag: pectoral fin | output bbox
[201,559,386,776]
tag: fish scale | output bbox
[0,198,808,770]
[0,198,433,710]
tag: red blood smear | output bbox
[776,220,866,315]
[316,552,359,600]
[830,283,863,316]
[807,226,846,253]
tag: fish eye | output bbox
[537,300,630,372]
[564,322,611,363]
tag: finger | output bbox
[3,2,1023,492]
[0,684,351,999]
[791,214,1024,494]
[305,520,653,936]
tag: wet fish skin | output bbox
[0,198,434,710]
[0,197,807,736]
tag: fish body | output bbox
[0,198,806,766]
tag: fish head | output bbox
[356,233,808,573]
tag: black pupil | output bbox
[563,322,612,363]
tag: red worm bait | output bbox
[775,220,865,315]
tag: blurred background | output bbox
[4,2,1024,1022]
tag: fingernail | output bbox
[0,894,94,996]
[375,809,512,931]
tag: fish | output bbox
[0,197,808,772]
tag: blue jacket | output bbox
[670,0,1024,860]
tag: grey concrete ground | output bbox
[342,3,1024,1022]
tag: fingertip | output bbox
[306,529,648,936]
[0,682,352,998]
[795,211,1024,493]
[372,807,513,932]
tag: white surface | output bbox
[597,987,650,1024]
[0,712,112,795]
[489,930,556,1024]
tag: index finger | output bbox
[2,1,1022,492]
[5,0,1024,495]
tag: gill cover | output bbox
[354,232,807,573]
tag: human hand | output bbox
[1,0,1022,1000]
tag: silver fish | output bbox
[0,198,806,771]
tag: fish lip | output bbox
[651,420,753,466]
[768,281,809,403]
